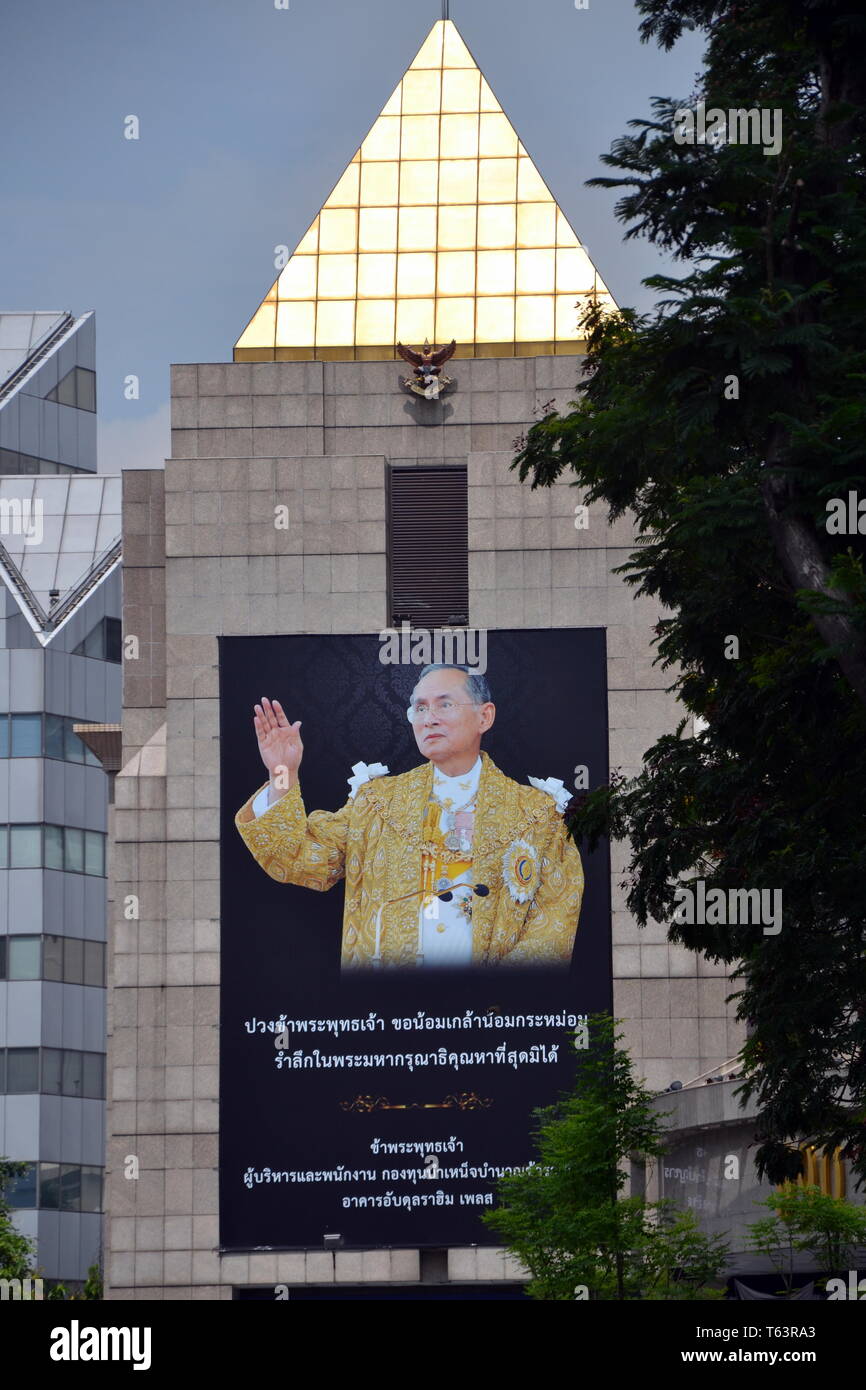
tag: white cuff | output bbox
[251,785,273,818]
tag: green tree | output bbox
[748,1181,866,1293]
[81,1261,104,1300]
[484,1015,729,1299]
[639,1206,731,1300]
[747,1205,801,1296]
[0,1158,37,1281]
[514,0,866,1184]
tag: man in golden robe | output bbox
[235,664,584,970]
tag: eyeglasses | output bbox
[407,697,477,723]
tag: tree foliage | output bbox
[45,1264,104,1301]
[514,0,866,1183]
[484,1016,729,1299]
[747,1182,866,1293]
[0,1158,36,1281]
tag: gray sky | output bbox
[0,0,703,470]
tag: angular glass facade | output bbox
[0,309,119,1288]
[235,19,615,361]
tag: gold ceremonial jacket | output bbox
[235,751,584,969]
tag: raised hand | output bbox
[253,698,303,801]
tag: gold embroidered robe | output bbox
[235,751,584,969]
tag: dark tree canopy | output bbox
[515,0,866,1182]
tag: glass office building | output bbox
[0,310,121,1286]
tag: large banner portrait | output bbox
[219,628,611,1250]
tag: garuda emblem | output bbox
[397,338,456,400]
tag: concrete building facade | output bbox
[99,15,804,1299]
[104,353,746,1297]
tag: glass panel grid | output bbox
[8,936,40,980]
[6,1162,37,1208]
[40,1162,61,1207]
[242,19,612,358]
[0,1155,101,1210]
[60,1165,81,1211]
[0,1048,105,1102]
[10,714,41,757]
[80,1167,103,1213]
[0,824,105,876]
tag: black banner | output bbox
[218,629,611,1249]
[12,1300,856,1371]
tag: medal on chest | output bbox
[442,806,473,852]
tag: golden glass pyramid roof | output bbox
[235,18,615,362]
